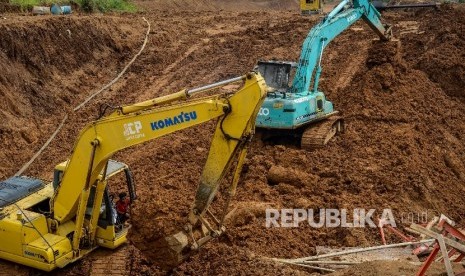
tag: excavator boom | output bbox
[256,0,391,149]
[0,72,267,271]
[293,0,391,94]
[53,73,265,223]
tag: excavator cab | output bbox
[53,160,136,248]
[53,160,136,200]
[256,61,297,93]
[255,59,342,149]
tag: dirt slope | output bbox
[129,6,465,274]
[0,15,145,180]
[0,3,465,276]
[134,0,299,11]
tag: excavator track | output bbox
[89,246,130,276]
[301,116,344,150]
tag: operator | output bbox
[116,192,131,224]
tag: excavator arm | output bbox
[255,0,392,139]
[291,0,392,94]
[51,72,266,261]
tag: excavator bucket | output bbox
[151,231,191,269]
[149,224,221,269]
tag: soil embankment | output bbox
[1,2,464,275]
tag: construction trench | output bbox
[1,0,465,275]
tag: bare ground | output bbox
[0,1,465,275]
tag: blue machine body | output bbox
[256,0,390,130]
[256,61,336,129]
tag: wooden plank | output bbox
[420,216,439,239]
[437,234,455,276]
[411,224,465,253]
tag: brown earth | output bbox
[1,1,465,275]
[0,15,145,180]
[134,0,299,11]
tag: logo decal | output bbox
[258,108,270,116]
[151,111,198,130]
[273,103,284,109]
[296,112,317,121]
[347,13,357,23]
[123,121,145,141]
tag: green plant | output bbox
[73,0,136,12]
[9,0,40,9]
[9,0,136,12]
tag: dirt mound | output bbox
[216,0,299,11]
[0,3,19,13]
[403,5,465,99]
[127,6,465,274]
[134,0,298,11]
[0,16,143,179]
[1,4,465,276]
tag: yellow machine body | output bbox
[0,162,132,271]
[300,0,322,14]
[0,72,267,271]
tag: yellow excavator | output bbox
[300,0,323,14]
[0,72,266,271]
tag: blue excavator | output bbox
[256,0,392,149]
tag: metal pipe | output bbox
[121,90,188,114]
[377,3,439,10]
[279,261,336,272]
[273,239,435,263]
[300,260,360,265]
[187,75,245,95]
[327,0,349,20]
[121,75,245,114]
[312,39,326,92]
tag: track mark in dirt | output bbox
[74,17,151,112]
[205,23,246,35]
[89,246,129,276]
[142,43,201,99]
[396,21,421,36]
[2,5,465,276]
[333,41,369,91]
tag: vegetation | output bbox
[74,0,137,12]
[10,0,136,12]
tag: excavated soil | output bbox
[0,15,145,180]
[1,1,465,275]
